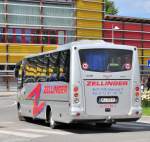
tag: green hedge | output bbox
[142,107,150,116]
[142,99,150,107]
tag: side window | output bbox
[58,50,70,82]
[18,66,23,88]
[24,58,36,83]
[36,55,47,82]
[47,52,59,81]
[22,50,70,83]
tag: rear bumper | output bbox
[70,114,141,123]
[71,117,140,124]
[69,107,142,123]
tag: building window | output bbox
[42,30,58,44]
[50,31,57,44]
[7,2,40,26]
[42,30,49,44]
[16,29,22,43]
[43,4,74,28]
[25,29,32,43]
[4,28,65,44]
[32,29,40,44]
[0,2,4,24]
[8,28,23,43]
[58,30,65,45]
[0,28,4,42]
[0,65,5,70]
[8,28,14,43]
[7,65,15,70]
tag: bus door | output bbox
[79,49,133,116]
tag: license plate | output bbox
[97,96,119,104]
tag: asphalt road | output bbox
[0,95,150,142]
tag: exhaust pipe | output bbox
[105,116,115,123]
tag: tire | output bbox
[18,108,25,121]
[96,123,112,128]
[49,111,57,129]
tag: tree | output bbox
[105,0,118,15]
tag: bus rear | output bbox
[70,41,142,124]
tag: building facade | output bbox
[1,0,150,92]
[0,0,104,91]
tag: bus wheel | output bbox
[49,111,57,129]
[17,104,25,121]
[18,112,25,121]
[96,123,112,128]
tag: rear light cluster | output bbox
[73,86,80,104]
[135,86,140,97]
[135,86,140,102]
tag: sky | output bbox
[111,0,150,19]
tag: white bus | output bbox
[15,40,142,128]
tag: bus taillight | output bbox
[73,86,80,104]
[135,86,140,97]
[74,93,79,97]
[136,86,140,92]
[74,86,79,92]
[136,92,140,97]
[74,86,79,97]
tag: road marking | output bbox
[19,128,72,135]
[6,101,17,107]
[0,130,46,138]
[0,101,17,109]
[0,121,14,124]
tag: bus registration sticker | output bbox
[82,63,89,70]
[124,63,131,70]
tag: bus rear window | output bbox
[79,49,133,72]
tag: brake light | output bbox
[135,86,140,96]
[136,92,140,97]
[136,86,140,92]
[74,93,79,97]
[74,86,78,92]
[73,86,80,104]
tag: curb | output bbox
[142,116,150,118]
[138,116,150,124]
[0,92,16,97]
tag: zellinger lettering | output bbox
[44,85,68,95]
[86,81,128,86]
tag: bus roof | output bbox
[23,40,136,60]
[67,40,136,50]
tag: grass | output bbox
[143,107,150,116]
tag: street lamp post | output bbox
[112,25,120,43]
